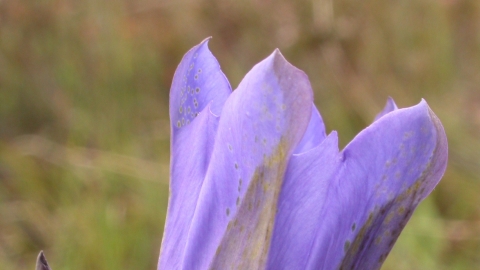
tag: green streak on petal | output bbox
[210,138,290,269]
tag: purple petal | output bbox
[374,97,398,121]
[306,100,447,269]
[264,100,446,270]
[267,131,340,269]
[169,37,231,132]
[159,39,231,269]
[294,106,327,154]
[180,50,313,269]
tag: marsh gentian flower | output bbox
[159,38,448,270]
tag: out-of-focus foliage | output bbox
[0,0,479,269]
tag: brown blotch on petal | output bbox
[210,138,290,269]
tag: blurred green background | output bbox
[0,0,479,269]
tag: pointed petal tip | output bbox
[329,130,338,139]
[266,48,291,65]
[376,98,432,124]
[416,99,438,115]
[266,48,313,103]
[245,48,313,110]
[37,250,44,260]
[170,37,232,130]
[181,37,215,64]
[266,48,287,65]
[386,96,398,108]
[323,130,338,145]
[374,97,399,121]
[272,48,282,56]
[414,99,446,137]
[419,100,447,144]
[326,130,340,152]
[36,250,52,270]
[183,37,213,57]
[294,130,339,156]
[199,36,213,47]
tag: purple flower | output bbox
[158,38,448,270]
